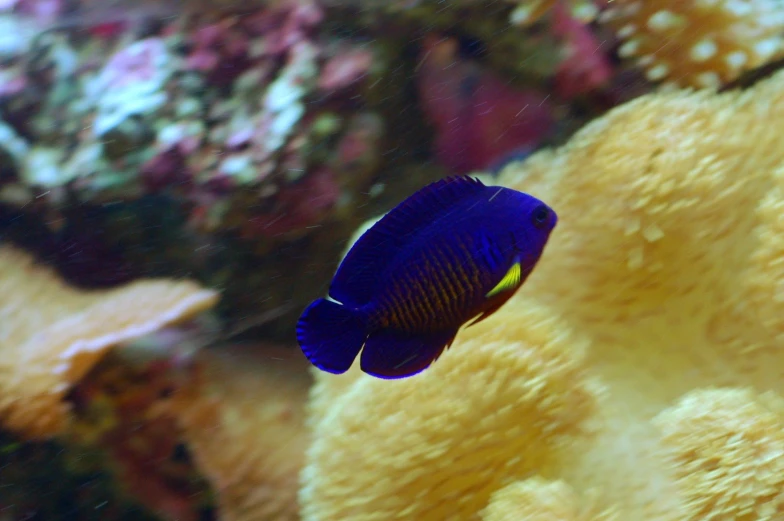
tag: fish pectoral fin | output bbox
[360,329,457,379]
[486,261,523,298]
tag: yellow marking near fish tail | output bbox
[486,262,522,298]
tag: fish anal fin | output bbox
[330,176,487,306]
[360,329,457,379]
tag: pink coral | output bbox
[140,147,192,193]
[242,167,340,239]
[69,357,203,521]
[417,34,555,174]
[244,0,324,57]
[15,0,62,24]
[552,1,614,98]
[333,112,384,179]
[100,38,168,90]
[184,18,250,83]
[318,48,374,92]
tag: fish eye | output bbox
[531,205,550,227]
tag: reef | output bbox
[599,0,784,89]
[0,0,621,344]
[300,68,784,520]
[0,0,783,519]
[0,243,218,439]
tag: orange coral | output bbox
[174,345,312,521]
[0,244,218,439]
[599,0,784,88]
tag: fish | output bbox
[296,175,557,379]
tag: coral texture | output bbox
[0,244,218,438]
[0,0,383,239]
[300,301,603,519]
[480,478,616,521]
[507,0,597,26]
[174,345,312,521]
[300,69,784,520]
[599,0,784,88]
[654,388,784,521]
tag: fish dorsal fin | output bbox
[486,261,522,298]
[329,176,488,306]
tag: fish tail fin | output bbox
[296,298,367,375]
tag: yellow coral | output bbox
[0,244,218,439]
[481,477,617,521]
[300,70,784,520]
[174,345,311,521]
[654,388,784,520]
[599,0,784,89]
[741,164,784,348]
[300,302,602,520]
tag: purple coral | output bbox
[245,0,323,57]
[0,0,387,244]
[15,0,62,25]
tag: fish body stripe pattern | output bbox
[372,235,492,332]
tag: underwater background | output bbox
[0,0,783,519]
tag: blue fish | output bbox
[296,176,557,379]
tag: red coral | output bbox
[89,21,128,39]
[184,18,251,85]
[246,0,324,56]
[243,168,340,239]
[417,34,555,174]
[336,113,383,167]
[69,359,206,521]
[551,1,614,99]
[140,147,192,193]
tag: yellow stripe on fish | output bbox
[486,261,522,298]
